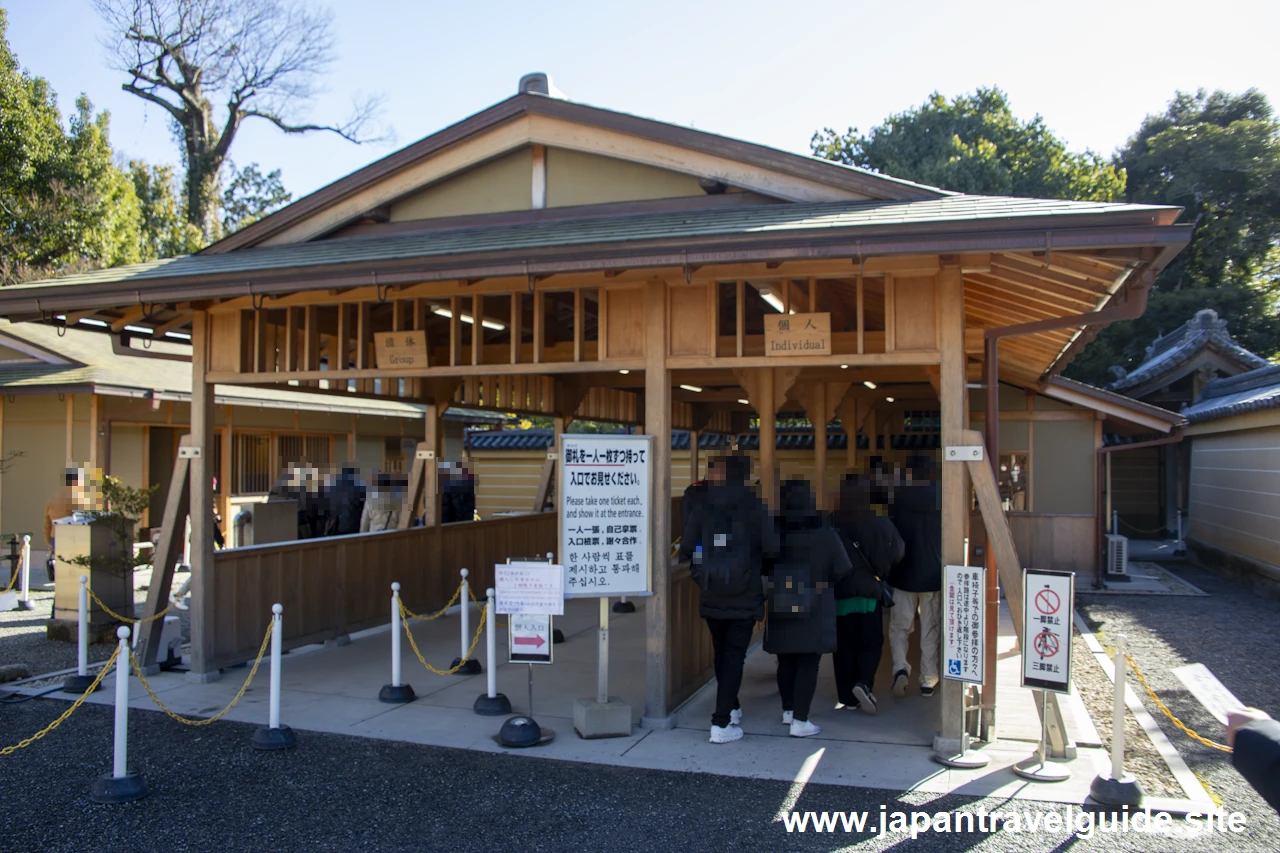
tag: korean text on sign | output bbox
[559,435,652,597]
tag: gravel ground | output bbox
[1078,558,1280,817]
[1,701,1277,853]
[1069,629,1183,799]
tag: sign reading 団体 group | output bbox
[558,434,653,597]
[763,312,831,357]
[495,562,564,616]
[373,331,428,371]
[1021,568,1074,694]
[943,564,985,685]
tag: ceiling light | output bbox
[432,307,506,331]
[760,292,785,313]
[737,399,750,405]
[618,369,630,375]
[79,318,107,328]
[165,331,191,340]
[840,364,848,369]
[679,384,703,393]
[124,325,153,335]
[885,396,895,403]
[863,380,877,390]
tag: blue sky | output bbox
[6,0,1279,198]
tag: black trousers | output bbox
[776,652,822,722]
[705,617,755,728]
[832,605,884,706]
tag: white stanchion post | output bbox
[89,627,147,803]
[253,603,296,749]
[1088,633,1144,805]
[17,534,32,610]
[473,587,510,715]
[452,568,480,674]
[379,582,415,703]
[1110,635,1127,779]
[63,575,98,694]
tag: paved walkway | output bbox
[14,589,1204,809]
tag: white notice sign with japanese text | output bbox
[494,562,564,616]
[1021,568,1074,694]
[558,434,653,598]
[943,565,985,685]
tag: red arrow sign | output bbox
[513,635,546,648]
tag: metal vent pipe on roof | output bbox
[518,73,566,99]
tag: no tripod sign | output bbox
[1021,568,1074,694]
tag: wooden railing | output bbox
[207,513,556,669]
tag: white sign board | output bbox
[943,565,985,684]
[558,434,653,598]
[494,562,564,616]
[1021,568,1074,694]
[509,614,554,664]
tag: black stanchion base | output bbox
[474,692,512,716]
[1089,773,1145,808]
[612,600,636,614]
[90,772,148,804]
[498,715,547,748]
[252,725,297,751]
[378,683,417,704]
[62,674,100,695]
[552,628,565,645]
[451,658,482,675]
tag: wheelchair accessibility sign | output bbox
[943,565,985,685]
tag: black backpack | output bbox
[696,503,759,603]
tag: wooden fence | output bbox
[208,513,556,668]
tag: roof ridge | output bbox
[1200,362,1280,399]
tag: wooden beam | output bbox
[108,306,146,332]
[643,277,672,720]
[188,310,216,677]
[150,313,192,338]
[137,438,191,668]
[510,293,522,365]
[573,287,584,362]
[735,280,745,358]
[533,292,544,364]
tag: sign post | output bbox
[935,564,989,768]
[558,433,653,738]
[494,563,563,748]
[1014,568,1074,782]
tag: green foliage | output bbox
[0,10,145,284]
[222,162,292,235]
[62,476,156,578]
[812,88,1125,201]
[129,160,204,259]
[1065,90,1280,384]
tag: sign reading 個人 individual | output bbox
[763,312,831,356]
[495,562,564,616]
[1021,568,1074,694]
[943,565,985,685]
[373,331,428,370]
[557,434,653,598]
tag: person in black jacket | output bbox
[765,480,852,738]
[1227,708,1280,813]
[677,454,777,744]
[831,475,904,715]
[887,454,943,698]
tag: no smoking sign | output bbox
[1021,569,1074,694]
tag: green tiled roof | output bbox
[8,196,1178,292]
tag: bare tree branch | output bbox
[94,0,389,240]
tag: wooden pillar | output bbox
[188,309,218,680]
[348,414,357,463]
[643,279,672,723]
[220,405,232,541]
[759,369,776,504]
[813,383,827,510]
[937,264,967,750]
[689,429,700,484]
[88,394,100,472]
[423,405,441,527]
[65,394,74,466]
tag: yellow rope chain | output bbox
[1123,653,1232,753]
[400,582,463,622]
[87,587,174,624]
[400,598,487,676]
[128,620,273,726]
[1,645,121,756]
[2,568,16,593]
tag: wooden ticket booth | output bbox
[0,81,1190,744]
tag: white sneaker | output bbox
[781,710,794,725]
[710,724,744,744]
[789,719,821,738]
[892,669,909,699]
[729,708,742,727]
[170,595,189,612]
